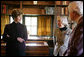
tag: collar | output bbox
[12,21,20,24]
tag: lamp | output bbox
[33,1,37,5]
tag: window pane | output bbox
[25,17,31,25]
[25,16,37,35]
[31,17,37,25]
[10,17,14,23]
[31,26,37,35]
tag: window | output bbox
[25,16,37,35]
[10,16,14,23]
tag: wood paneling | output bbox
[22,1,33,5]
[1,46,6,56]
[1,1,55,15]
[37,1,55,5]
[25,41,49,56]
[23,8,42,14]
[8,8,45,15]
[1,1,55,5]
[1,41,49,56]
[1,1,20,5]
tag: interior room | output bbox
[1,1,83,56]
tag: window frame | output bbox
[23,15,54,37]
[23,15,38,36]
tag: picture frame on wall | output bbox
[45,7,54,15]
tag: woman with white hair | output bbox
[53,15,72,56]
[63,1,83,56]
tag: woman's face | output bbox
[15,15,22,23]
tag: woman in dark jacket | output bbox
[3,9,28,56]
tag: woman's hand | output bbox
[7,34,10,37]
[17,37,25,43]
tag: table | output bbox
[1,41,49,56]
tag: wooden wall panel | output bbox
[23,8,42,14]
[1,1,55,5]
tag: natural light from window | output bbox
[25,17,37,35]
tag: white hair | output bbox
[68,1,83,15]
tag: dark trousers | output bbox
[6,47,26,56]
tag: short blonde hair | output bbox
[68,1,83,15]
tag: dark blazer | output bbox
[64,16,83,56]
[3,22,28,56]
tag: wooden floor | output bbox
[1,41,49,56]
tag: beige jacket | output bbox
[54,28,65,46]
